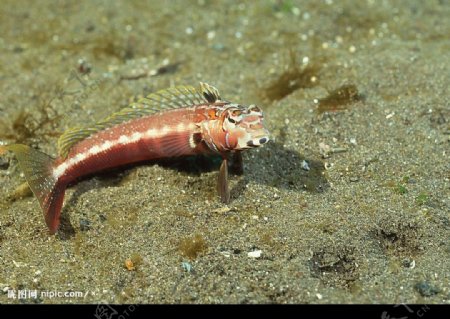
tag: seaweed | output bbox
[309,246,359,289]
[394,183,408,195]
[263,51,321,102]
[387,176,410,195]
[372,215,423,258]
[0,93,62,145]
[317,84,362,114]
[415,193,429,206]
[53,31,135,61]
[273,0,295,13]
[7,182,33,202]
[178,234,207,260]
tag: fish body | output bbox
[54,106,212,183]
[1,83,269,234]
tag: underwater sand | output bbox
[0,0,448,304]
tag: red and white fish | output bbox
[1,83,269,234]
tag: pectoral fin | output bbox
[218,159,230,204]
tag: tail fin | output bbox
[1,144,66,234]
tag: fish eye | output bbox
[227,118,236,124]
[248,105,261,113]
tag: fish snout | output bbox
[247,136,269,147]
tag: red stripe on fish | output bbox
[53,108,209,183]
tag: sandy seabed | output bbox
[0,0,448,305]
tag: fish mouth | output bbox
[247,136,269,147]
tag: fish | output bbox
[0,82,269,234]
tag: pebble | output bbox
[206,31,216,40]
[212,43,225,51]
[12,260,27,267]
[181,262,193,273]
[301,160,310,171]
[414,281,440,297]
[402,259,415,269]
[319,142,331,158]
[79,219,91,231]
[124,259,135,271]
[248,250,262,258]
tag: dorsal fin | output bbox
[57,83,221,158]
[200,82,221,103]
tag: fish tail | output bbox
[1,144,66,234]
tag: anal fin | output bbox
[218,159,230,204]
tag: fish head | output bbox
[203,104,270,153]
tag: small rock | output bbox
[79,219,91,231]
[247,250,262,258]
[124,259,135,271]
[319,142,331,158]
[206,31,216,40]
[212,43,225,51]
[386,112,395,119]
[12,260,27,267]
[349,176,359,182]
[181,262,193,273]
[402,259,415,269]
[301,160,310,171]
[414,281,440,297]
[77,58,92,75]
